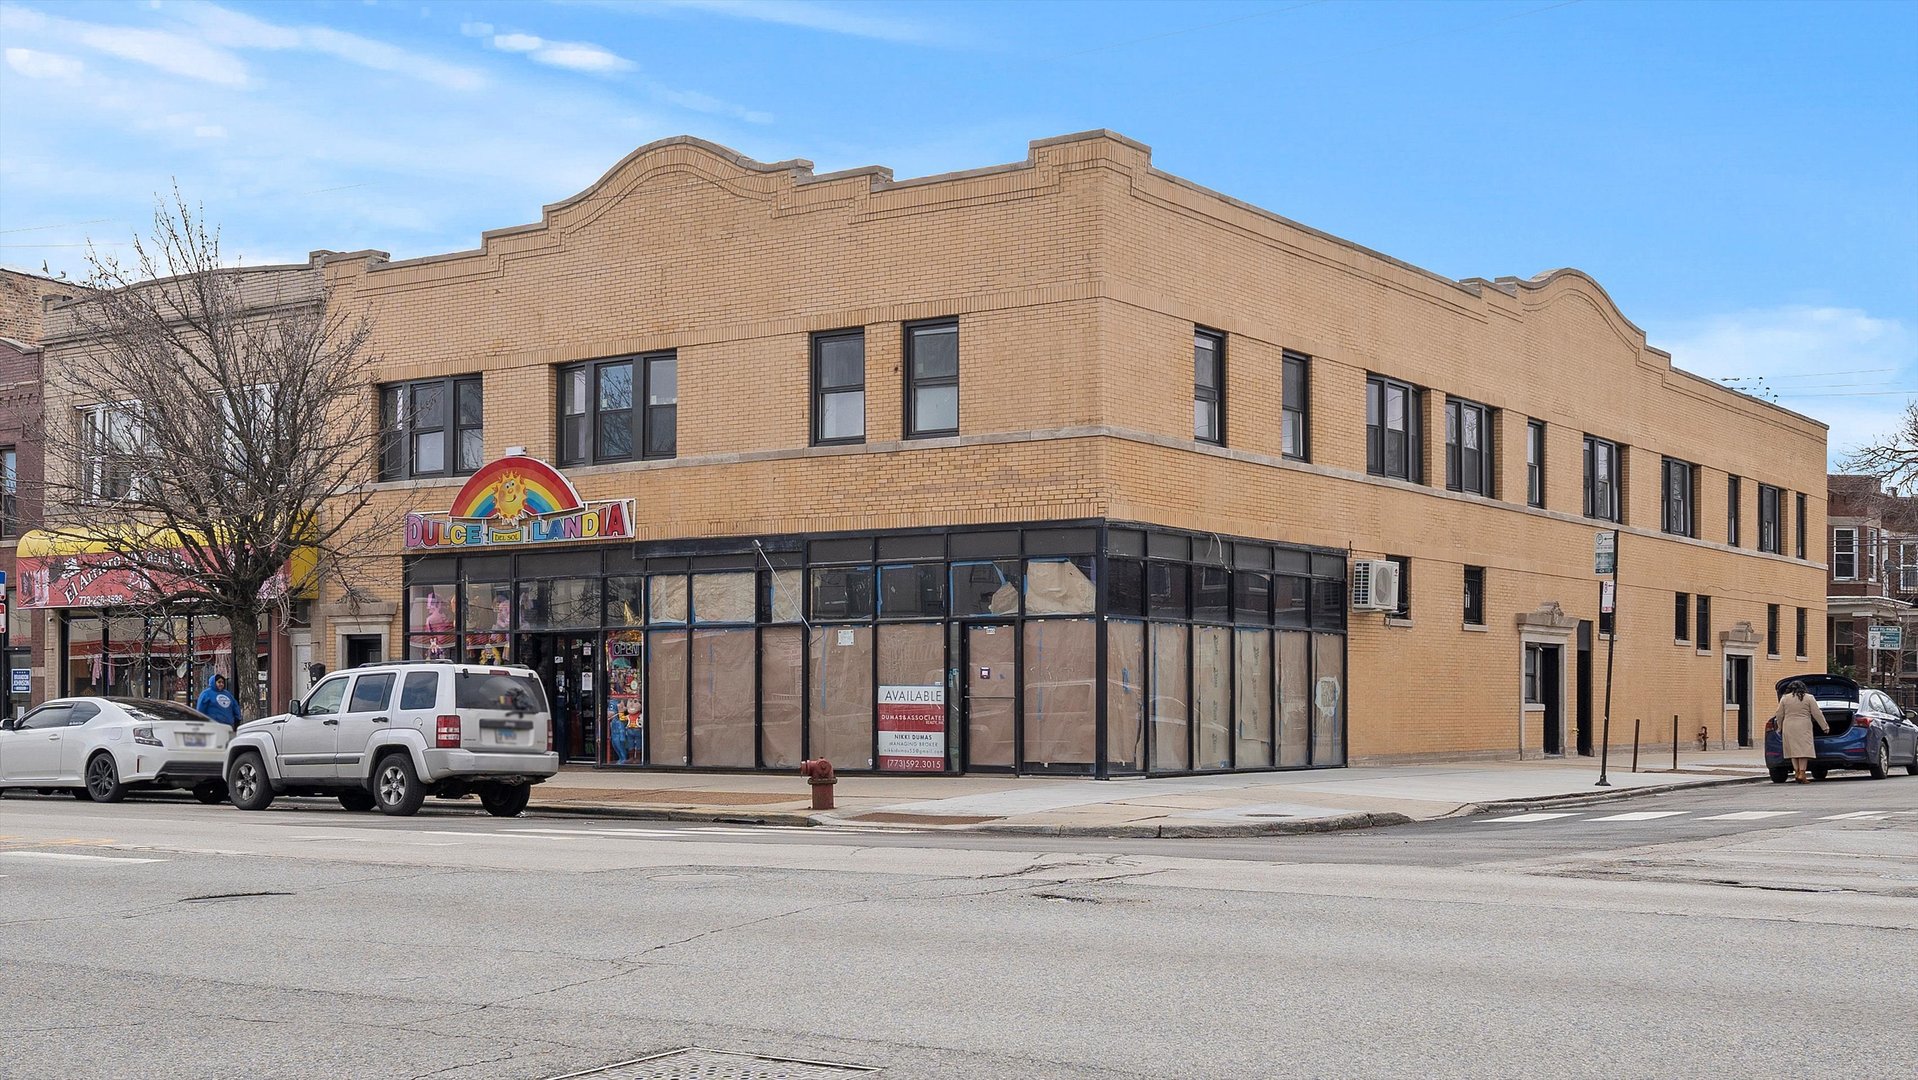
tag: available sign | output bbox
[404,455,635,551]
[877,684,946,772]
[1868,625,1904,652]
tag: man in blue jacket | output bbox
[195,672,243,727]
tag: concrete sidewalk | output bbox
[526,749,1772,837]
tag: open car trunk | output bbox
[1775,674,1858,737]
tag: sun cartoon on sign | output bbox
[493,470,528,525]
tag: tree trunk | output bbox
[222,607,264,723]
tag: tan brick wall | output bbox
[317,130,1830,760]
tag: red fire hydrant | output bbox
[800,758,836,811]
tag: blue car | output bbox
[1765,674,1918,782]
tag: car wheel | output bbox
[85,753,127,803]
[1869,739,1891,780]
[372,753,426,817]
[1768,766,1789,783]
[1809,765,1828,781]
[338,788,377,812]
[479,783,531,817]
[192,780,228,805]
[228,753,275,811]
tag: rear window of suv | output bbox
[455,671,547,714]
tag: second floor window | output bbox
[1526,419,1545,507]
[1695,594,1711,653]
[1445,398,1493,496]
[1674,592,1690,642]
[1583,435,1621,522]
[1727,475,1741,546]
[1833,527,1857,579]
[80,402,144,501]
[812,330,865,445]
[1463,565,1485,626]
[1366,375,1422,481]
[1661,457,1695,537]
[1282,351,1308,460]
[905,321,958,437]
[1767,604,1779,657]
[380,376,482,481]
[559,353,676,466]
[0,446,14,538]
[1758,483,1782,553]
[1796,606,1807,657]
[1795,493,1807,559]
[1193,328,1224,445]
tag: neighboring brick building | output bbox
[306,130,1827,773]
[1827,473,1918,706]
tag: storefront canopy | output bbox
[14,526,318,609]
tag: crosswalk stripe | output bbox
[1485,812,1580,823]
[1820,811,1890,820]
[1588,811,1689,821]
[2,851,162,863]
[1701,811,1800,821]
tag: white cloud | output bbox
[658,87,772,124]
[493,33,543,53]
[636,0,936,44]
[76,23,250,85]
[459,22,494,37]
[485,32,633,73]
[171,2,486,91]
[4,47,84,81]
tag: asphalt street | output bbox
[1,776,1913,1080]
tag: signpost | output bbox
[1868,624,1903,652]
[1595,531,1619,787]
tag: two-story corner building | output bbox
[312,130,1829,776]
[1827,473,1918,705]
[19,260,328,715]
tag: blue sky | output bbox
[2,0,1912,462]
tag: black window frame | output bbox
[1726,475,1741,547]
[1281,350,1309,461]
[379,375,483,481]
[904,319,959,439]
[1463,565,1485,627]
[1583,435,1622,523]
[1795,606,1807,658]
[1526,419,1545,508]
[1387,554,1411,620]
[1794,492,1807,559]
[0,444,15,539]
[1766,604,1780,658]
[1757,484,1782,554]
[557,352,677,467]
[1193,327,1224,446]
[1674,592,1690,643]
[1445,397,1494,497]
[1661,457,1696,537]
[1695,594,1711,653]
[1366,375,1423,482]
[1833,527,1857,579]
[811,328,866,446]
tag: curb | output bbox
[842,810,1415,839]
[1445,773,1768,817]
[527,802,819,827]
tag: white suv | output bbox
[225,661,559,817]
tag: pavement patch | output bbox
[546,1046,877,1078]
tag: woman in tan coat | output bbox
[1774,680,1829,784]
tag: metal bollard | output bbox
[1671,714,1679,771]
[1631,718,1641,773]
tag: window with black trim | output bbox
[1727,475,1741,546]
[1282,351,1308,460]
[1674,593,1690,642]
[1794,492,1806,559]
[380,376,482,481]
[0,446,15,538]
[811,330,865,445]
[1526,419,1545,508]
[905,321,958,437]
[1388,554,1411,619]
[1766,604,1780,657]
[1795,606,1807,657]
[1463,565,1485,626]
[1833,527,1857,579]
[1695,594,1711,653]
[1661,457,1695,537]
[1445,397,1493,496]
[1583,435,1621,522]
[1758,483,1782,553]
[1366,375,1422,481]
[558,353,676,466]
[1193,328,1224,444]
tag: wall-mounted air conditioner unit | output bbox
[1351,558,1401,613]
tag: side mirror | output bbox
[0,719,13,731]
[287,698,305,717]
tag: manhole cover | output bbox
[547,1047,878,1079]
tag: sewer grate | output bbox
[546,1047,879,1080]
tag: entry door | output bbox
[344,635,383,669]
[521,634,597,763]
[1730,656,1753,747]
[963,624,1016,770]
[1540,645,1563,755]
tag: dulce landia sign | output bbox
[404,455,635,550]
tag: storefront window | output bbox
[649,575,689,624]
[647,629,689,765]
[1106,620,1146,773]
[518,579,599,630]
[1277,630,1311,767]
[1234,629,1273,768]
[606,576,646,626]
[811,566,875,621]
[1193,625,1231,769]
[1023,618,1095,771]
[760,627,804,768]
[810,625,873,768]
[1150,623,1189,771]
[67,614,103,696]
[1025,557,1094,616]
[1107,559,1145,618]
[465,583,513,664]
[691,628,755,766]
[950,560,1019,617]
[878,622,945,771]
[187,615,230,703]
[1275,575,1310,628]
[693,572,756,624]
[879,564,946,619]
[1148,563,1187,619]
[603,630,644,764]
[105,616,143,697]
[1193,567,1230,623]
[1312,634,1345,766]
[147,615,190,703]
[408,584,458,660]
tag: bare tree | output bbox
[35,191,388,721]
[1843,399,1918,496]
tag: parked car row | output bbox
[1764,673,1918,782]
[0,661,560,816]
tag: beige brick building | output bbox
[297,130,1827,773]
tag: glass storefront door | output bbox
[517,632,599,763]
[962,623,1016,770]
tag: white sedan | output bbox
[0,697,231,803]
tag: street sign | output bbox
[1594,531,1616,576]
[1869,625,1904,652]
[9,670,26,695]
[1600,580,1616,614]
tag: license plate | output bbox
[496,731,518,744]
[182,733,208,748]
